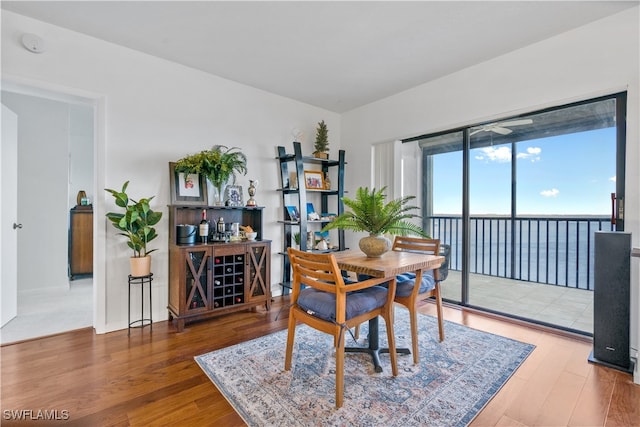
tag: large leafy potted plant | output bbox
[175,145,247,205]
[322,186,427,257]
[105,181,163,276]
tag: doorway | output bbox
[0,87,95,344]
[405,93,626,335]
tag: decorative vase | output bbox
[359,234,392,258]
[76,190,86,206]
[313,151,329,159]
[246,179,258,206]
[214,183,225,206]
[130,255,151,277]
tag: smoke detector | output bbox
[21,33,46,54]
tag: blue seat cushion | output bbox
[395,272,435,297]
[297,285,388,322]
[358,271,435,298]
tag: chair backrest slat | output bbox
[288,248,345,294]
[392,236,441,281]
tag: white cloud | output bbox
[516,146,542,162]
[609,175,616,182]
[477,146,511,163]
[540,188,560,197]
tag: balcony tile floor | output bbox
[441,271,593,334]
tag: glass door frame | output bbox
[405,92,627,317]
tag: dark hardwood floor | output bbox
[1,296,638,426]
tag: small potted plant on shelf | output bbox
[322,186,428,258]
[313,120,329,159]
[175,145,247,205]
[105,181,163,277]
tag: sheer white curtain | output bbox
[371,139,422,202]
[371,140,402,199]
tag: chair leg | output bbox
[408,306,420,364]
[383,313,398,376]
[335,330,345,408]
[354,324,360,340]
[435,284,445,342]
[284,311,297,371]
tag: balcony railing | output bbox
[429,215,614,290]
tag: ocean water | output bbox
[430,215,614,290]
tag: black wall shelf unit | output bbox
[276,141,346,294]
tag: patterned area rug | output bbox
[195,309,534,426]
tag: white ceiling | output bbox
[3,1,637,113]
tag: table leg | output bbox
[345,317,384,373]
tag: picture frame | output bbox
[224,185,243,207]
[169,162,208,206]
[306,202,315,214]
[304,170,325,190]
[285,205,300,222]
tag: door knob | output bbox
[13,223,22,229]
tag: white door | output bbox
[1,104,19,326]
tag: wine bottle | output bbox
[199,209,209,243]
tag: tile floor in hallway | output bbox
[441,271,593,334]
[0,278,93,345]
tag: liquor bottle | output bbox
[199,209,209,243]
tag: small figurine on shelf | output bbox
[306,231,314,251]
[324,172,331,190]
[316,238,328,251]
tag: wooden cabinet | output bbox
[167,205,271,331]
[276,142,346,294]
[68,207,93,280]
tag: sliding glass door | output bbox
[406,92,626,334]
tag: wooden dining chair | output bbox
[391,236,444,364]
[353,236,445,364]
[284,248,398,408]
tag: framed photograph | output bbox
[169,162,208,206]
[224,185,243,207]
[304,170,325,190]
[285,205,300,221]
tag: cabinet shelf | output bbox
[276,141,346,294]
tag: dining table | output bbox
[333,249,444,372]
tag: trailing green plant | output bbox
[322,186,428,237]
[174,145,247,193]
[314,120,329,154]
[105,181,163,257]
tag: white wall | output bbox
[343,7,640,374]
[69,104,94,209]
[2,10,340,333]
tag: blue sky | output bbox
[433,128,616,215]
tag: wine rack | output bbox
[168,205,271,332]
[213,252,245,308]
